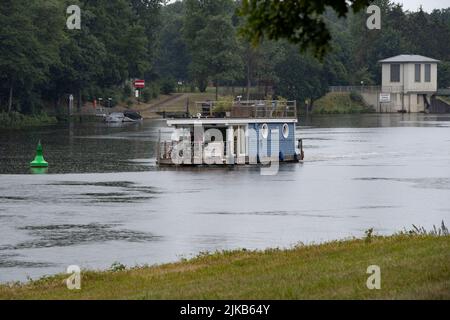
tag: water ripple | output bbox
[0,224,161,251]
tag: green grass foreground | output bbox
[0,235,449,300]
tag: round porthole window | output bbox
[282,123,289,138]
[261,124,269,139]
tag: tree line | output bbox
[1,0,160,114]
[1,0,450,114]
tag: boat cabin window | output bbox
[282,123,289,138]
[261,124,269,139]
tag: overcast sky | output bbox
[166,1,449,12]
[396,0,449,12]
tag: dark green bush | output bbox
[122,84,133,100]
[142,87,153,103]
[151,83,160,99]
[160,78,175,95]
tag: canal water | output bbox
[0,114,449,282]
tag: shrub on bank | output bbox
[0,111,57,129]
[213,95,234,113]
[312,92,374,114]
[142,87,153,103]
[160,78,176,95]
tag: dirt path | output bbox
[147,93,186,111]
[80,92,214,119]
[136,93,189,118]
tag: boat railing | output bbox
[158,140,233,164]
[189,100,297,119]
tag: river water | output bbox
[0,114,449,282]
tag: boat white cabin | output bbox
[157,100,303,166]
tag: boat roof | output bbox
[167,118,297,127]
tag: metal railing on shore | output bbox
[329,85,405,93]
[189,100,297,119]
[329,85,381,93]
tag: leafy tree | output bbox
[2,0,450,115]
[130,0,163,80]
[0,0,64,113]
[184,0,242,95]
[240,40,284,99]
[58,0,152,109]
[192,15,242,98]
[274,44,327,108]
[239,0,371,58]
[157,1,190,82]
[438,61,450,88]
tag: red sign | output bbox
[134,79,145,89]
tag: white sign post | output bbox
[69,94,74,116]
[379,93,391,113]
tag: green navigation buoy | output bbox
[30,141,48,168]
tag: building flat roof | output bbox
[379,54,440,63]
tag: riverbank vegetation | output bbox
[0,112,57,129]
[312,92,375,114]
[1,1,450,118]
[1,228,448,300]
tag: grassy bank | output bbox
[0,112,58,129]
[313,92,374,114]
[1,233,449,300]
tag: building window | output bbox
[425,64,431,82]
[415,64,421,82]
[390,64,400,82]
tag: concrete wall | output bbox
[381,63,438,93]
[356,90,429,113]
[431,96,450,113]
[361,92,379,109]
[406,93,427,113]
[404,63,437,93]
[381,63,403,91]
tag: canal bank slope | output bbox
[1,233,449,300]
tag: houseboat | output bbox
[157,100,304,166]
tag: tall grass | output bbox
[402,221,449,236]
